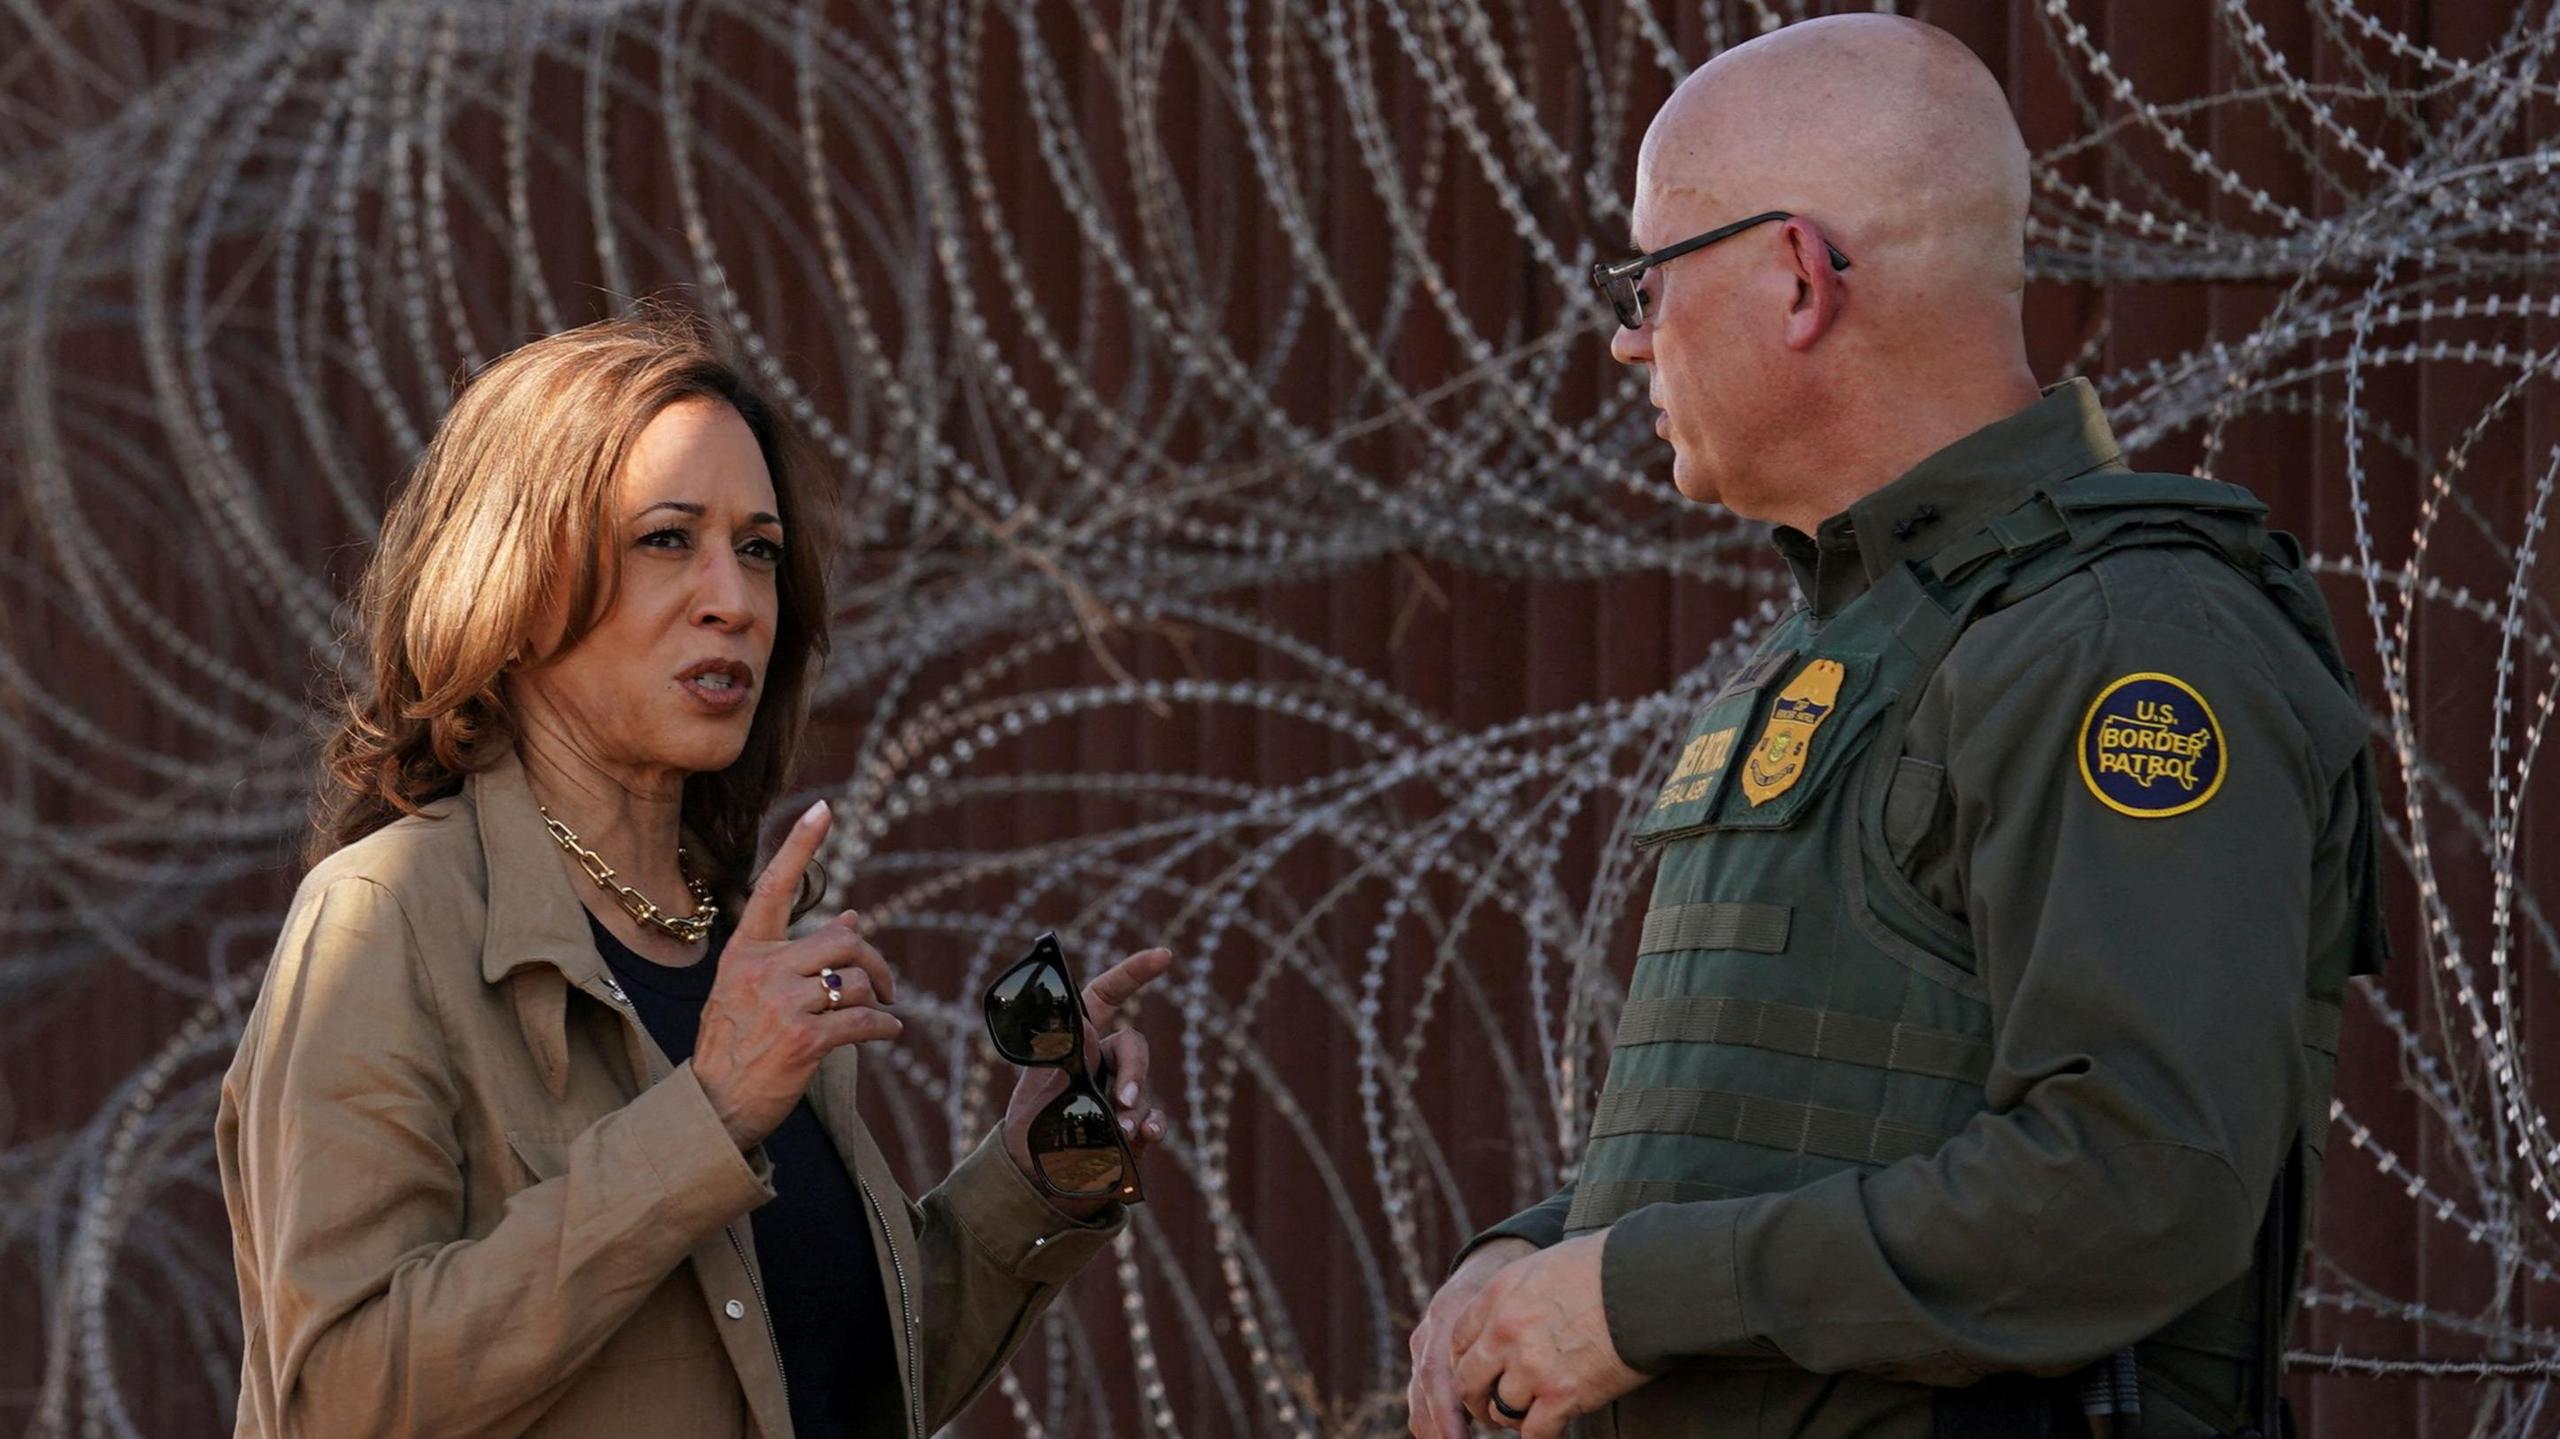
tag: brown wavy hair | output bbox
[310,303,834,913]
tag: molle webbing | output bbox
[1637,902,1792,957]
[1563,1089,1957,1231]
[1563,1177,1749,1228]
[1613,995,1993,1085]
[1586,1087,1954,1166]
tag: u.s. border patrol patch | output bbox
[2078,672,2226,818]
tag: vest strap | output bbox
[1588,1086,1954,1166]
[1924,472,2271,585]
[1926,504,2070,584]
[1615,994,1994,1085]
[1637,902,1793,957]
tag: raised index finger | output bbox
[1079,947,1173,1033]
[741,799,832,943]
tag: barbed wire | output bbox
[3,0,2555,1433]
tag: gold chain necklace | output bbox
[538,805,721,944]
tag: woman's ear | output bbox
[1779,218,1847,352]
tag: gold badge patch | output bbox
[1742,659,1847,806]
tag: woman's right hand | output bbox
[693,800,901,1149]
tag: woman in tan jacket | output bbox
[217,307,1172,1438]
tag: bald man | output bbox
[1406,17,2385,1439]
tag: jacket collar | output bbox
[470,748,741,1101]
[472,747,612,992]
[1773,377,2127,621]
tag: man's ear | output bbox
[1779,218,1846,352]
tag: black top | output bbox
[586,911,898,1439]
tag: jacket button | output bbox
[724,1299,746,1320]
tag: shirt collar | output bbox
[1771,377,2127,619]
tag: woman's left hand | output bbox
[1000,946,1175,1220]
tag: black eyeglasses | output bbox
[1589,210,1852,330]
[982,933,1144,1203]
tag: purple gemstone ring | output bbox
[820,967,844,1006]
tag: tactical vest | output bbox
[1570,473,2388,1431]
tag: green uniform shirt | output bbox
[1473,381,2373,1433]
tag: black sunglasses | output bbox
[1589,210,1852,330]
[982,933,1144,1203]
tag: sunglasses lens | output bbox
[1030,1088,1128,1197]
[985,955,1079,1065]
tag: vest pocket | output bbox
[1882,757,1946,867]
[1635,656,1893,847]
[1633,659,1795,846]
[1710,658,1890,830]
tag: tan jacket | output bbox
[217,750,1121,1437]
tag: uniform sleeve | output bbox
[218,876,774,1436]
[909,1130,1125,1428]
[1453,1186,1577,1270]
[1598,590,2341,1380]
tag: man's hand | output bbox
[1449,1231,1647,1436]
[1407,1238,1534,1438]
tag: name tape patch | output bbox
[2077,672,2225,818]
[1654,725,1741,811]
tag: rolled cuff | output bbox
[939,1131,1124,1285]
[1602,1198,1756,1374]
[1451,1217,1564,1275]
[1449,1185,1579,1277]
[627,1060,776,1233]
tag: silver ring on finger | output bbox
[819,967,845,1006]
[1490,1381,1531,1424]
